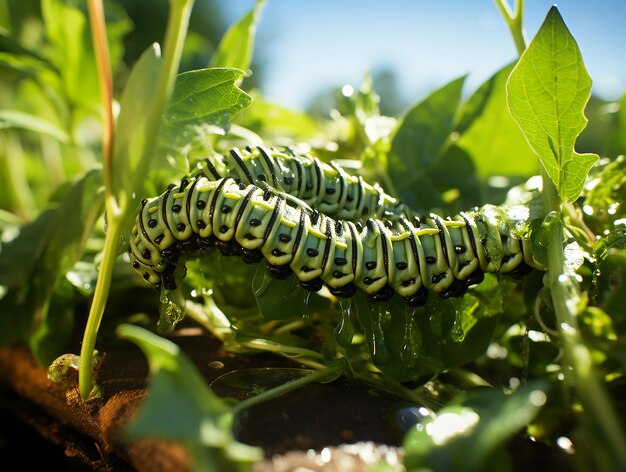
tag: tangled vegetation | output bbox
[1,0,626,470]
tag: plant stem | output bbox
[78,219,122,397]
[494,0,526,56]
[230,363,344,416]
[78,0,195,399]
[87,0,114,209]
[542,167,626,468]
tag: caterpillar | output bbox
[194,145,413,221]
[129,173,543,307]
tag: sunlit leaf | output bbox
[41,0,99,107]
[209,0,265,72]
[506,6,598,202]
[403,382,548,471]
[388,76,470,212]
[456,63,537,178]
[112,44,162,206]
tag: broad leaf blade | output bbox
[160,68,252,156]
[112,44,162,206]
[456,64,537,178]
[388,76,466,211]
[506,6,598,202]
[209,0,265,72]
[165,68,251,125]
[0,170,104,363]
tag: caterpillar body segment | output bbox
[196,146,411,221]
[129,175,544,307]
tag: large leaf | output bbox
[388,76,469,212]
[506,6,598,202]
[456,63,537,178]
[41,0,99,108]
[112,44,162,207]
[0,169,104,363]
[209,0,265,72]
[118,324,263,470]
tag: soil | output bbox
[0,327,407,471]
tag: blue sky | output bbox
[217,1,626,112]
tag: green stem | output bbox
[78,219,122,397]
[230,363,344,416]
[78,0,195,399]
[542,168,626,468]
[494,0,526,56]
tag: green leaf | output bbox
[506,6,598,202]
[0,110,70,143]
[165,68,252,126]
[403,382,548,471]
[209,0,265,72]
[160,68,252,157]
[456,63,537,178]
[388,76,467,211]
[607,92,626,157]
[0,170,104,363]
[112,44,162,207]
[41,0,99,108]
[252,265,308,320]
[117,324,263,470]
[236,92,321,141]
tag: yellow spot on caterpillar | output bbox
[281,219,297,228]
[443,220,467,228]
[414,228,440,237]
[173,192,185,199]
[390,233,410,241]
[308,228,326,239]
[255,200,276,211]
[224,192,241,201]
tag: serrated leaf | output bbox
[209,0,265,72]
[117,324,263,469]
[506,6,598,202]
[165,68,251,125]
[160,68,252,156]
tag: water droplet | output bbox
[334,298,355,347]
[157,288,186,333]
[450,300,466,342]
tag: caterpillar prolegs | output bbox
[129,169,543,307]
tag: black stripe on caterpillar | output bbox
[129,176,543,306]
[195,146,412,221]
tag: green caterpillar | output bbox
[195,146,412,221]
[129,170,542,306]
